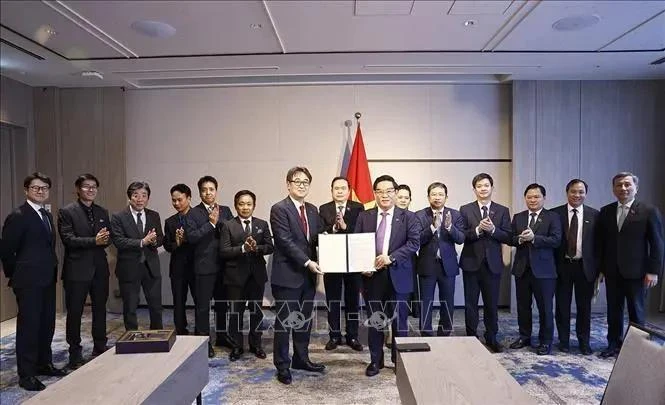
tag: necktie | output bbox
[299,205,308,237]
[528,212,537,229]
[136,212,144,235]
[433,211,442,230]
[481,206,488,219]
[618,204,628,231]
[567,208,578,258]
[84,206,94,227]
[376,211,388,255]
[178,214,187,228]
[243,219,251,234]
[39,208,51,233]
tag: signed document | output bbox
[319,232,376,273]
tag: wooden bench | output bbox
[395,336,535,405]
[25,336,209,405]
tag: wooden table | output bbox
[25,336,209,405]
[395,337,535,405]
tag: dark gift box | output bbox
[115,329,177,354]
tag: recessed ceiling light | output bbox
[552,15,600,32]
[250,23,262,29]
[464,20,476,27]
[131,20,176,38]
[45,27,57,36]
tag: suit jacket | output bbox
[596,200,664,279]
[219,216,274,286]
[415,207,465,277]
[511,209,562,279]
[163,211,195,279]
[185,202,233,276]
[58,201,111,282]
[459,201,512,274]
[270,197,321,289]
[319,200,364,234]
[354,207,421,294]
[111,207,163,281]
[552,204,599,282]
[1,202,58,288]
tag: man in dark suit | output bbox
[1,172,67,391]
[319,176,364,351]
[510,183,562,356]
[111,181,164,332]
[58,174,111,370]
[270,166,325,384]
[459,173,511,353]
[185,175,234,357]
[597,172,664,358]
[552,179,599,355]
[220,190,274,362]
[416,182,465,337]
[355,175,421,377]
[163,184,196,336]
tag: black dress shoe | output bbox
[365,363,381,377]
[249,346,267,359]
[346,338,363,352]
[208,343,215,358]
[558,343,570,353]
[36,363,68,377]
[277,369,292,385]
[19,376,45,391]
[599,347,620,358]
[176,330,190,336]
[229,347,244,362]
[537,344,552,355]
[325,338,341,351]
[486,341,504,353]
[291,360,325,373]
[579,344,593,355]
[91,345,112,357]
[67,357,86,370]
[215,333,236,349]
[509,338,531,350]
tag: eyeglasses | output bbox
[28,185,50,192]
[289,180,311,187]
[80,186,98,191]
[374,188,395,196]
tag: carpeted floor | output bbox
[1,308,621,404]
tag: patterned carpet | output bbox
[1,307,621,405]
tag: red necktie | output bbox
[299,205,308,237]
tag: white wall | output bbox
[125,84,512,305]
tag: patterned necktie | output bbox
[136,212,144,235]
[567,208,578,258]
[39,208,51,234]
[617,205,628,231]
[178,214,187,228]
[243,219,251,234]
[299,205,308,238]
[528,212,537,229]
[433,211,442,230]
[84,205,94,227]
[481,206,488,219]
[376,211,388,255]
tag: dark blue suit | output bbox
[270,197,321,371]
[459,201,511,344]
[1,202,58,378]
[415,207,464,336]
[511,209,562,345]
[354,207,420,364]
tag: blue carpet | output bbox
[1,308,619,404]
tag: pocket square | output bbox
[584,220,590,223]
[256,228,263,234]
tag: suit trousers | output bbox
[605,272,646,348]
[13,283,56,378]
[462,260,501,344]
[118,263,163,331]
[323,272,362,340]
[170,272,196,335]
[555,259,594,347]
[227,277,265,350]
[515,267,555,344]
[194,273,216,337]
[213,273,229,335]
[271,278,316,371]
[64,266,109,358]
[419,268,455,336]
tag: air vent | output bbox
[0,38,44,60]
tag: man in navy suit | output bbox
[510,183,562,356]
[355,175,421,377]
[319,176,364,351]
[459,173,511,353]
[597,172,664,358]
[415,182,464,337]
[2,172,67,391]
[58,173,111,369]
[270,166,325,385]
[552,179,599,355]
[163,184,196,336]
[186,175,234,357]
[220,190,274,362]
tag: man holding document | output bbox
[354,175,421,377]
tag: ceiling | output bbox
[1,0,664,88]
